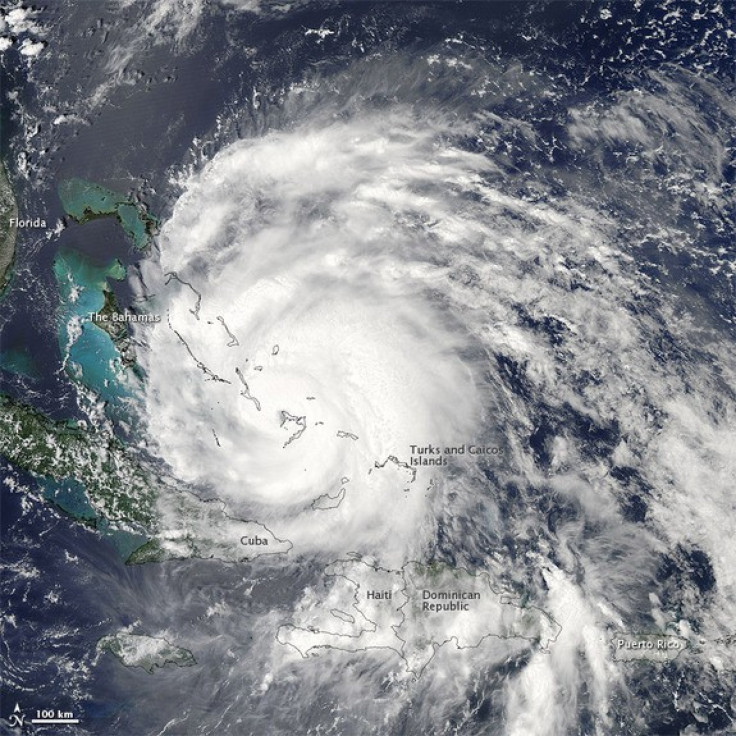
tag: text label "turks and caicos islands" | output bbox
[409,443,504,467]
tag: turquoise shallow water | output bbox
[42,477,97,520]
[58,178,120,218]
[95,518,149,561]
[53,247,140,423]
[41,477,149,560]
[51,178,158,425]
[58,178,157,250]
[0,345,38,378]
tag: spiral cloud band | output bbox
[4,2,735,733]
[143,112,491,564]
[135,57,736,734]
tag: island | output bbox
[0,393,293,565]
[278,558,561,676]
[611,633,688,662]
[98,632,196,674]
[89,287,139,368]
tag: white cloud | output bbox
[133,57,736,732]
[143,110,486,566]
[18,37,45,57]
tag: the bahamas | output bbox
[90,311,161,324]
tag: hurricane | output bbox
[132,45,736,735]
[2,2,735,734]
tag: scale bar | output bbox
[30,719,80,724]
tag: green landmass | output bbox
[0,159,18,291]
[125,539,167,564]
[58,178,158,249]
[98,633,196,674]
[124,492,293,564]
[0,393,294,565]
[0,394,157,530]
[93,288,137,367]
